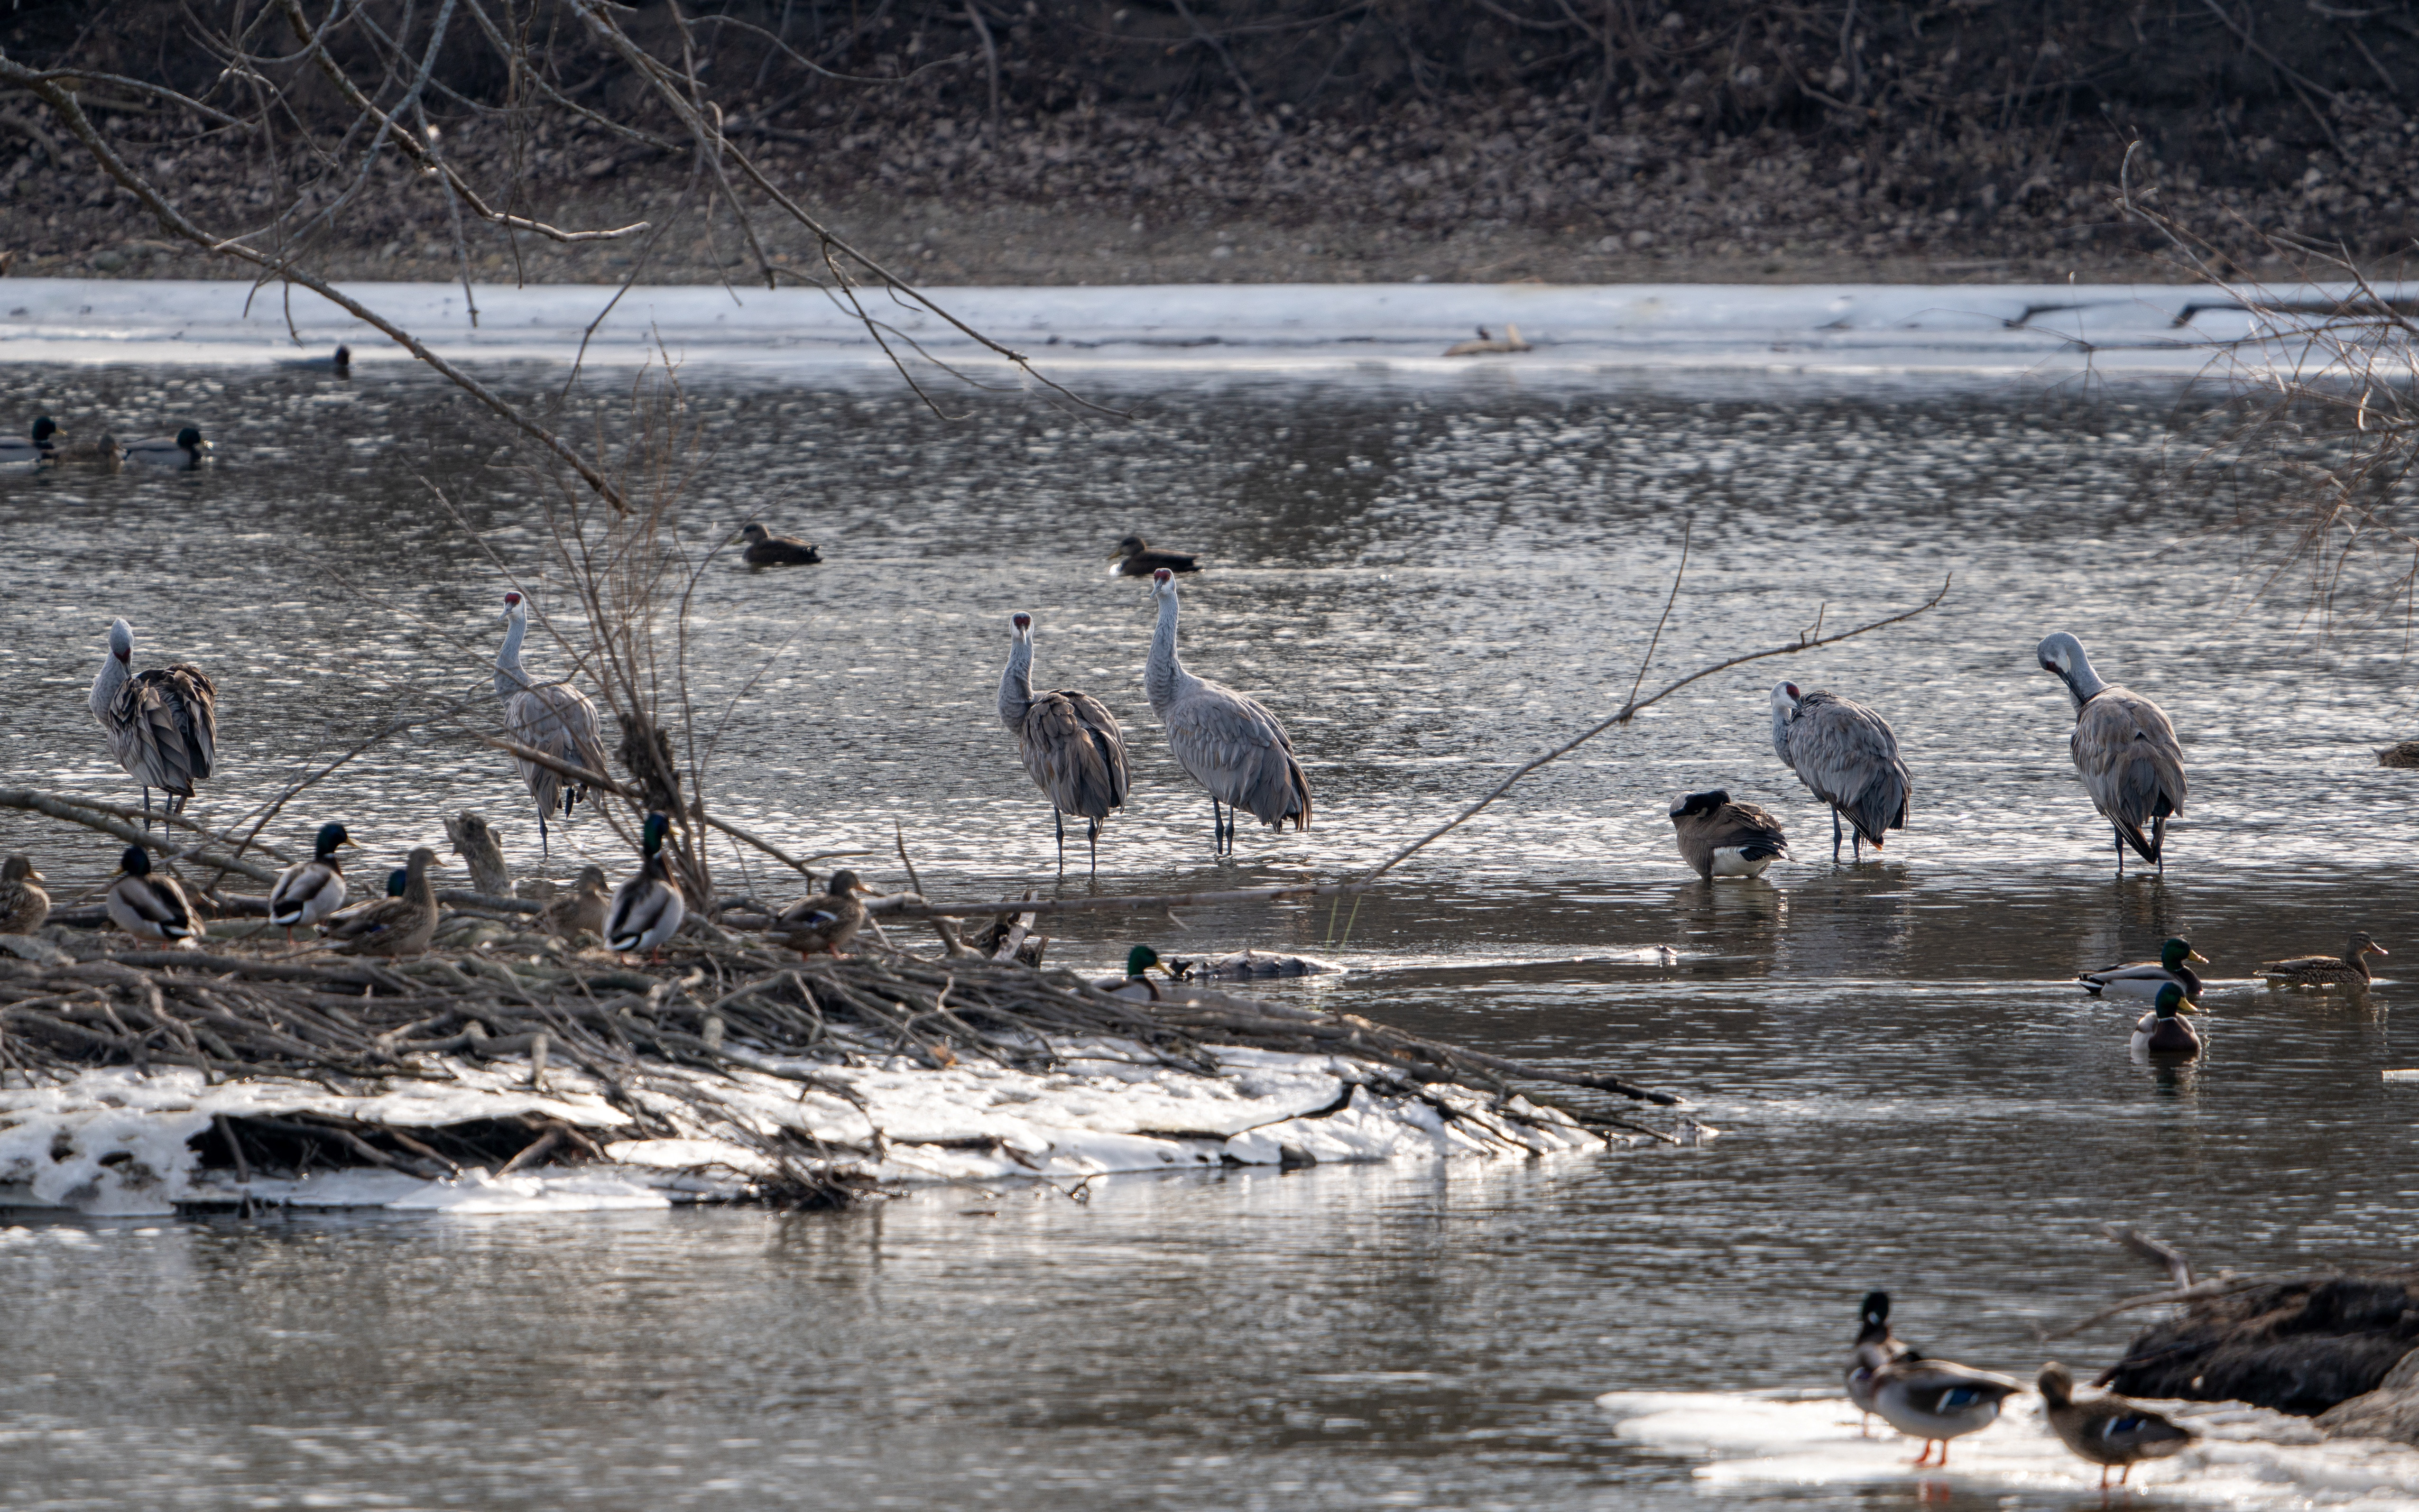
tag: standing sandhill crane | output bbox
[999,612,1130,873]
[1770,681,1911,862]
[495,591,609,857]
[2036,633,2187,876]
[89,617,217,828]
[1144,568,1311,855]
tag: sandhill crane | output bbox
[89,617,217,827]
[495,591,609,857]
[1770,681,1911,862]
[1145,568,1311,854]
[2037,633,2187,875]
[1110,535,1201,576]
[999,612,1130,873]
[1667,789,1790,878]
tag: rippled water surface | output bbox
[2,361,2418,1509]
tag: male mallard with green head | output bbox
[2038,1362,2195,1489]
[606,813,686,960]
[2131,983,2202,1056]
[327,847,442,956]
[107,845,200,946]
[1844,1291,1919,1437]
[1093,945,1170,1001]
[268,821,356,941]
[1867,1352,2026,1467]
[2079,937,2207,1005]
[773,868,869,959]
[2260,931,2387,987]
[0,416,64,467]
[0,856,51,935]
[123,425,212,468]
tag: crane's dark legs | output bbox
[1211,797,1224,857]
[1087,817,1100,876]
[1830,808,1841,862]
[2154,814,2167,875]
[1053,809,1066,871]
[2114,826,2124,876]
[539,809,551,860]
[140,786,152,832]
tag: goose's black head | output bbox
[1669,789,1729,820]
[740,523,770,542]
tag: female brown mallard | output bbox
[107,845,200,946]
[1108,535,1200,576]
[774,869,871,958]
[536,863,611,939]
[327,847,442,957]
[738,522,821,565]
[0,856,51,935]
[2260,931,2388,987]
[2039,1362,2195,1489]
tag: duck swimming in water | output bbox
[738,522,822,565]
[0,416,64,467]
[1093,944,1171,1000]
[122,425,212,468]
[2079,937,2207,1005]
[1109,535,1200,576]
[2260,931,2387,987]
[2131,983,2203,1056]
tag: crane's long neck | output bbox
[495,612,530,702]
[2061,649,2109,712]
[1146,594,1187,712]
[90,651,128,721]
[998,638,1034,729]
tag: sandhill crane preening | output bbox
[999,612,1131,873]
[495,591,609,857]
[1668,789,1790,879]
[2037,633,2187,876]
[90,618,217,828]
[1145,568,1311,855]
[1770,681,1911,862]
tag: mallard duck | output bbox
[2039,1362,2195,1489]
[1668,789,1790,879]
[2377,741,2419,768]
[772,868,869,959]
[1092,944,1170,1000]
[106,844,199,946]
[606,813,686,959]
[1844,1291,1919,1437]
[2131,983,2202,1056]
[536,863,610,939]
[122,425,212,468]
[442,810,512,897]
[2079,937,2207,1005]
[327,847,441,957]
[2260,931,2387,987]
[0,415,64,467]
[1108,534,1200,576]
[1868,1354,2026,1466]
[0,856,51,935]
[738,522,821,565]
[281,344,350,374]
[267,821,356,941]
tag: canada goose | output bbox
[1442,323,1533,356]
[0,856,51,935]
[1867,1354,2026,1466]
[773,868,869,959]
[536,863,610,939]
[1109,535,1201,576]
[2131,983,2203,1056]
[1845,1291,1919,1437]
[2259,931,2387,987]
[106,845,199,946]
[1770,681,1911,861]
[0,415,64,466]
[1668,789,1791,879]
[738,522,822,565]
[2038,1362,2195,1489]
[122,425,212,468]
[1093,944,1169,1000]
[2079,937,2207,1005]
[267,822,357,941]
[606,812,687,960]
[327,847,442,957]
[2037,633,2187,875]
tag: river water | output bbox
[2,359,2417,1509]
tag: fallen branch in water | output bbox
[0,788,287,885]
[869,881,1373,920]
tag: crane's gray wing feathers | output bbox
[1163,680,1310,827]
[1021,689,1130,821]
[2073,687,2187,850]
[109,665,217,795]
[1789,692,1911,844]
[507,683,607,812]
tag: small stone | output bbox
[1629,229,1656,248]
[91,249,127,272]
[1210,244,1233,259]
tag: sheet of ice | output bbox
[0,277,2390,381]
[1599,1388,2419,1507]
[0,1037,1605,1214]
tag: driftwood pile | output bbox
[0,913,1679,1206]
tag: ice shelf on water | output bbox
[0,277,2401,381]
[0,1040,1603,1216]
[1600,1389,2419,1508]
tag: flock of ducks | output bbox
[4,415,216,470]
[1848,1292,2195,1486]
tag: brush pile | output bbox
[0,917,1678,1211]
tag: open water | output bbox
[1,359,2416,1509]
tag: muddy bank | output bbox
[2103,1272,2419,1438]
